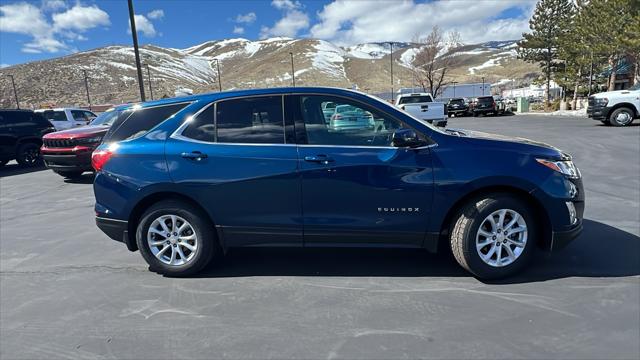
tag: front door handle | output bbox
[304,155,334,165]
[181,151,208,161]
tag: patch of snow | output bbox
[400,48,419,67]
[345,43,390,59]
[312,41,347,79]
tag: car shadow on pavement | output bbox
[63,172,95,184]
[0,163,47,178]
[194,219,639,282]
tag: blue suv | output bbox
[93,87,584,279]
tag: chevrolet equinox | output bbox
[93,87,584,279]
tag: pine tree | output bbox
[518,0,574,108]
[573,0,640,90]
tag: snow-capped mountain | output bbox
[0,38,536,108]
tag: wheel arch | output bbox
[127,191,222,252]
[437,185,552,251]
[608,103,639,118]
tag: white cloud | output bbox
[235,12,256,24]
[260,0,309,39]
[272,0,301,11]
[128,14,157,37]
[147,9,164,20]
[53,4,110,32]
[310,0,536,45]
[0,63,10,68]
[42,0,66,12]
[233,26,245,34]
[0,2,110,53]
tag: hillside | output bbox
[0,37,539,108]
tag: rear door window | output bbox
[215,96,285,144]
[104,103,189,142]
[398,95,433,104]
[42,111,67,122]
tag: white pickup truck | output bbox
[395,93,447,127]
[35,108,97,131]
[587,83,640,126]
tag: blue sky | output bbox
[0,0,536,67]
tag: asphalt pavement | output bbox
[1,114,638,359]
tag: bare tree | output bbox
[410,26,456,98]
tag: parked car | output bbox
[587,83,640,126]
[93,87,584,279]
[471,96,498,116]
[41,108,121,178]
[447,98,469,117]
[395,93,447,127]
[0,109,56,168]
[329,104,375,131]
[321,101,337,123]
[35,108,97,131]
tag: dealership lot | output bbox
[1,115,638,359]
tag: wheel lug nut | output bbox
[492,236,496,240]
[173,232,177,236]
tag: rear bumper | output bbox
[96,216,136,251]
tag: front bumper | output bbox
[587,105,611,121]
[41,146,94,171]
[551,220,583,251]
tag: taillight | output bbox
[91,150,113,171]
[332,114,342,120]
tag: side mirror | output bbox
[392,129,426,148]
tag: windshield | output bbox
[90,109,123,126]
[449,99,465,104]
[398,95,433,104]
[477,97,494,103]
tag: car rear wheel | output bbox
[16,143,42,167]
[609,107,635,126]
[136,200,216,276]
[449,194,536,279]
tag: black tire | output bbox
[472,112,478,117]
[449,193,537,279]
[136,200,216,276]
[608,107,635,127]
[16,143,42,167]
[54,170,84,179]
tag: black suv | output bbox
[447,98,469,117]
[0,110,56,167]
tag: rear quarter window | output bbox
[104,103,189,142]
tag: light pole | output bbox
[481,76,485,95]
[213,59,222,92]
[145,64,154,100]
[451,81,458,97]
[83,70,91,110]
[127,0,146,102]
[7,75,19,109]
[289,52,295,87]
[389,42,394,100]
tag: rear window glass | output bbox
[41,111,67,121]
[104,103,188,142]
[477,97,494,103]
[398,95,432,104]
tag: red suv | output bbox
[41,108,122,178]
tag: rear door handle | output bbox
[304,155,334,164]
[181,151,208,161]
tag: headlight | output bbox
[536,158,581,179]
[595,98,608,106]
[76,136,103,145]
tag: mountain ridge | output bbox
[0,37,538,108]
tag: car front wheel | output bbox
[609,107,635,126]
[136,200,216,276]
[450,194,536,279]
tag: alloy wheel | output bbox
[475,209,528,267]
[147,215,198,266]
